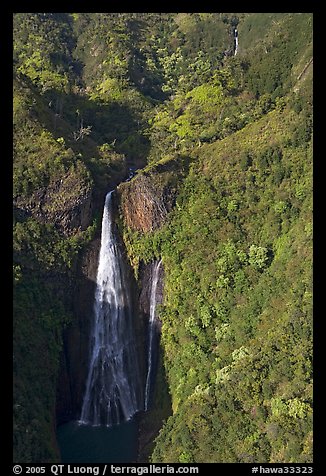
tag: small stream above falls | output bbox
[234,28,239,56]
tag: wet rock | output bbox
[56,239,99,423]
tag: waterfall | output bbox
[79,191,142,427]
[144,259,162,411]
[234,28,239,56]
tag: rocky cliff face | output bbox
[55,157,185,426]
[56,166,174,433]
[14,171,93,236]
[118,170,177,233]
[117,169,177,461]
[14,168,97,424]
[56,238,99,424]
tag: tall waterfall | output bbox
[144,259,162,411]
[80,191,142,427]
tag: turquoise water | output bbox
[57,419,138,463]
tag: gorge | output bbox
[57,189,165,462]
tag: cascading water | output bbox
[79,191,142,427]
[144,259,162,411]
[234,28,239,56]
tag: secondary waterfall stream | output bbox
[79,190,142,427]
[144,259,162,411]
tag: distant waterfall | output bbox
[234,28,239,56]
[80,191,142,427]
[144,259,162,411]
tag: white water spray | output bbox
[79,191,142,426]
[234,28,239,56]
[144,259,162,411]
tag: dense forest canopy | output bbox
[13,12,312,463]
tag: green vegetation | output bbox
[121,93,312,462]
[118,13,312,463]
[13,13,312,463]
[137,349,172,462]
[239,14,313,99]
[150,103,312,463]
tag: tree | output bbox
[248,245,269,270]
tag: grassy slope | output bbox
[121,59,312,460]
[148,87,312,462]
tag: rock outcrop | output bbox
[117,168,178,462]
[118,171,176,233]
[14,171,93,236]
